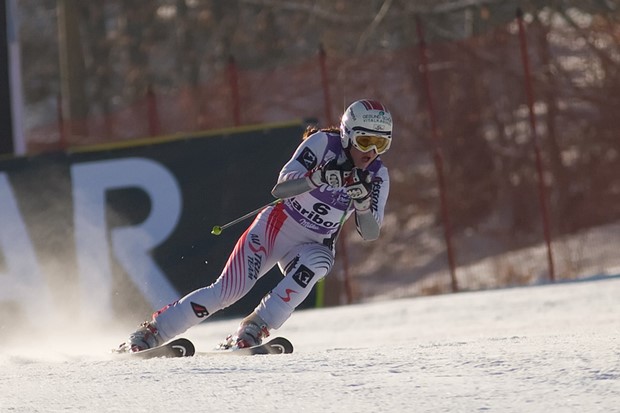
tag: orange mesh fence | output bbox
[25,16,620,301]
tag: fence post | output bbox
[57,93,67,149]
[516,8,556,282]
[317,44,353,305]
[146,85,160,136]
[318,44,334,125]
[227,55,241,126]
[415,16,459,293]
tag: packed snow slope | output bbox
[1,276,618,413]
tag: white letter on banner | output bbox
[71,158,181,321]
[0,173,55,322]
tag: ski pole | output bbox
[211,199,282,235]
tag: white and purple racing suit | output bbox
[153,130,390,341]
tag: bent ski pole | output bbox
[211,199,282,235]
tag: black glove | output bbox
[346,169,373,211]
[308,159,354,188]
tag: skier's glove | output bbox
[308,159,354,188]
[346,169,373,212]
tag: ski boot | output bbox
[219,312,270,350]
[117,320,164,353]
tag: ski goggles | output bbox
[351,133,392,154]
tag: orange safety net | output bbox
[25,17,620,301]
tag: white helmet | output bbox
[340,99,393,154]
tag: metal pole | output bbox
[146,85,160,136]
[318,44,353,305]
[4,0,25,155]
[516,8,556,282]
[227,55,241,126]
[415,16,459,292]
[211,199,281,235]
[318,44,334,126]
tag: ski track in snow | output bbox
[1,277,619,412]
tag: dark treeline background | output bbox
[15,0,620,298]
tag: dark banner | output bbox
[0,121,310,327]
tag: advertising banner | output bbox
[0,121,309,327]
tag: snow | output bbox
[2,276,619,412]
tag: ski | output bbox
[117,337,293,359]
[202,337,294,356]
[122,338,196,359]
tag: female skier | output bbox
[120,99,392,352]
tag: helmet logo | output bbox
[362,113,391,125]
